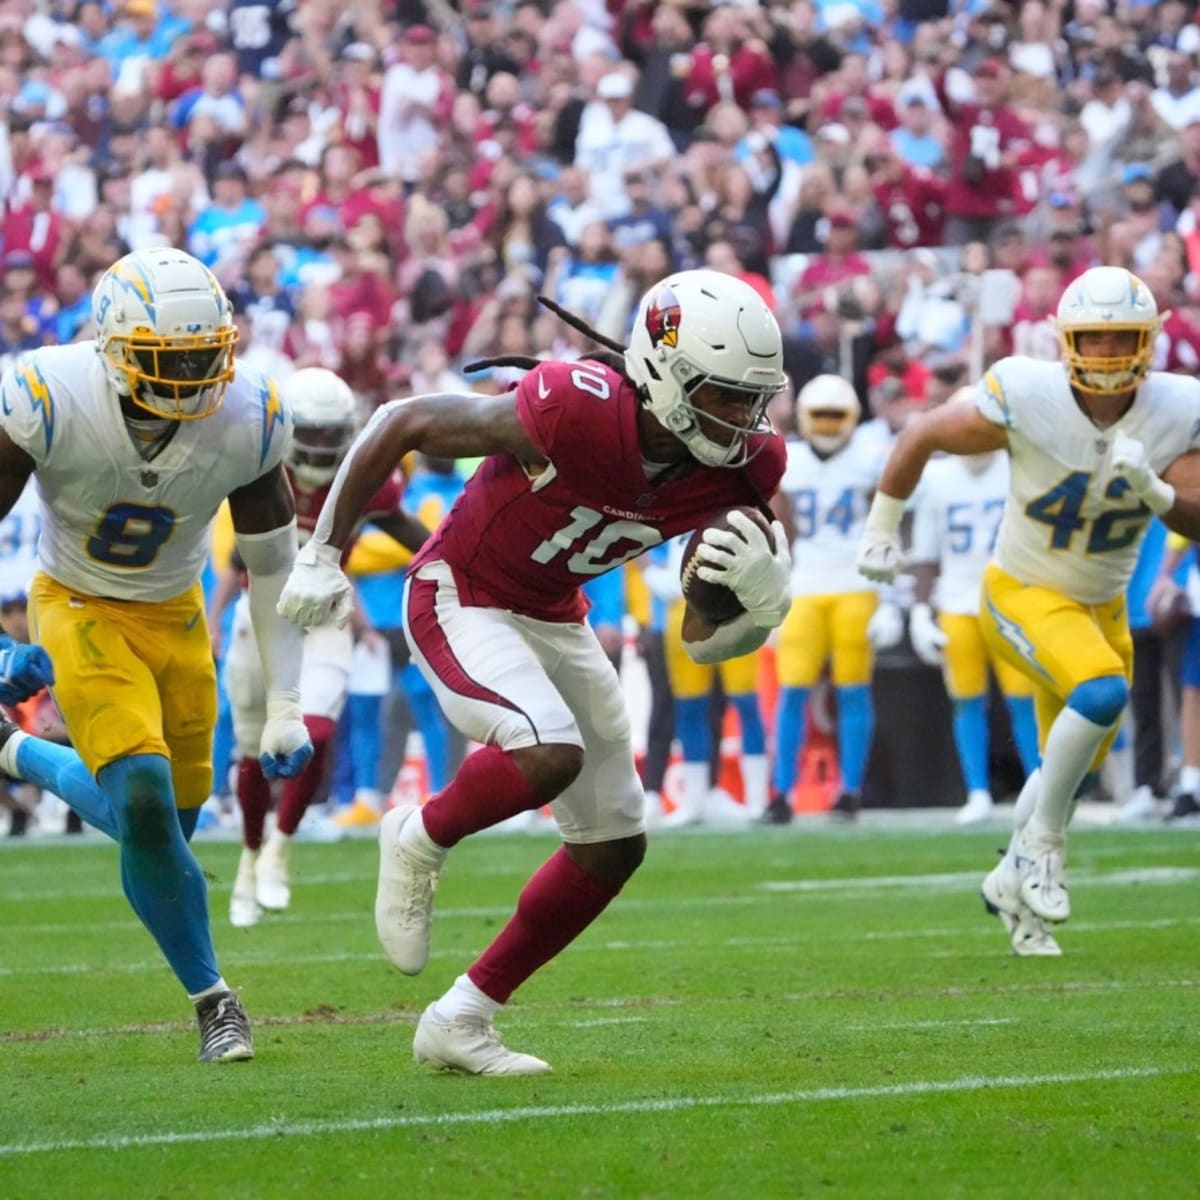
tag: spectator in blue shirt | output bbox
[187,162,265,273]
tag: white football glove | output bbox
[857,529,903,584]
[695,510,792,628]
[909,602,949,666]
[1111,433,1176,516]
[277,540,355,629]
[259,694,313,780]
[866,600,905,650]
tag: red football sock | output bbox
[275,716,336,836]
[237,757,271,851]
[468,848,620,1004]
[420,744,544,848]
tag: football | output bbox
[680,506,773,624]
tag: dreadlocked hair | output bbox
[462,295,634,381]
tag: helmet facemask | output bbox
[110,329,238,419]
[1058,325,1158,396]
[289,421,354,488]
[662,367,778,468]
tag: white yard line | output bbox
[0,1066,1182,1158]
[4,914,1200,977]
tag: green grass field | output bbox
[1,819,1197,1199]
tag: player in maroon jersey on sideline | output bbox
[278,269,793,1075]
[211,368,429,928]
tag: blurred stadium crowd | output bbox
[5,0,1200,836]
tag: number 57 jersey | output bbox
[977,356,1200,605]
[0,343,292,602]
[408,360,786,623]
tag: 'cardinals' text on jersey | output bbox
[411,360,786,622]
[977,356,1200,604]
[0,343,292,601]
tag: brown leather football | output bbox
[680,506,773,623]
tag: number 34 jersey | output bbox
[408,360,786,623]
[0,343,292,602]
[977,356,1200,605]
[780,426,884,597]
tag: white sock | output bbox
[966,788,993,808]
[0,727,28,777]
[676,762,707,821]
[1033,707,1113,839]
[740,754,769,817]
[1012,768,1041,831]
[1180,765,1200,795]
[188,977,231,1002]
[434,973,501,1024]
[401,808,449,862]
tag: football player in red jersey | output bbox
[211,369,430,928]
[278,269,793,1075]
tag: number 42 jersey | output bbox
[977,356,1200,605]
[409,360,786,623]
[0,343,292,602]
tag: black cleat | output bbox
[195,989,254,1063]
[761,794,794,825]
[65,808,83,835]
[1166,792,1200,822]
[0,714,22,780]
[829,791,861,822]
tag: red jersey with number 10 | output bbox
[409,360,786,622]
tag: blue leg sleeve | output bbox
[729,692,765,755]
[347,692,383,793]
[98,754,220,995]
[837,684,874,794]
[1005,695,1041,776]
[15,737,118,840]
[330,706,355,806]
[209,687,235,799]
[772,687,809,795]
[952,696,990,793]
[674,695,711,764]
[402,664,451,793]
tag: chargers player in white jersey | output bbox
[859,267,1200,951]
[770,375,887,822]
[909,428,1040,829]
[0,249,313,1060]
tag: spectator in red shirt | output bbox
[865,143,947,249]
[680,6,777,114]
[817,52,898,131]
[1011,264,1063,361]
[3,166,65,292]
[935,56,1032,245]
[331,43,383,172]
[794,210,872,316]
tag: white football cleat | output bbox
[256,832,291,911]
[375,805,441,974]
[981,852,1062,956]
[229,847,261,928]
[412,1003,551,1076]
[1014,834,1070,923]
[955,788,994,827]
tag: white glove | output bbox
[857,529,903,584]
[259,694,313,780]
[695,510,792,628]
[857,492,907,584]
[277,540,355,629]
[867,600,905,650]
[909,602,949,666]
[1112,433,1176,516]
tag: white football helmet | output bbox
[624,269,785,467]
[1056,266,1162,396]
[93,248,237,419]
[797,374,859,454]
[282,368,358,487]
